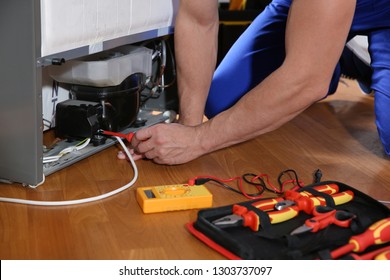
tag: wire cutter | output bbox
[290,205,356,235]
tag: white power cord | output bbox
[0,137,138,206]
[43,138,91,163]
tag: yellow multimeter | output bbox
[136,184,213,213]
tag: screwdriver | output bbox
[374,250,390,260]
[330,217,390,259]
[98,129,135,142]
[345,245,390,260]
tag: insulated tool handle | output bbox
[231,188,353,232]
[350,217,390,252]
[232,205,259,231]
[234,196,313,231]
[331,217,390,259]
[374,250,390,260]
[252,198,284,212]
[330,190,354,205]
[308,190,354,209]
[348,245,390,260]
[233,204,299,231]
[273,191,354,225]
[299,183,339,197]
[268,207,300,224]
[281,190,354,214]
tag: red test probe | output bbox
[99,130,135,142]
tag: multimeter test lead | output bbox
[99,129,135,142]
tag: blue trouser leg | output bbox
[205,2,290,118]
[205,0,340,118]
[369,29,390,155]
[207,0,390,156]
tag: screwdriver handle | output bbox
[331,217,390,259]
[350,217,390,252]
[374,250,390,260]
[349,245,390,260]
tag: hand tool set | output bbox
[186,180,390,260]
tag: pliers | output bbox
[212,185,354,232]
[274,190,355,213]
[212,198,284,231]
[213,184,339,231]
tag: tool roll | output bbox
[186,181,390,260]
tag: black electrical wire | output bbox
[277,169,304,189]
[194,177,264,197]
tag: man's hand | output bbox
[129,123,205,165]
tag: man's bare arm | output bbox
[196,0,356,153]
[132,0,356,165]
[175,0,219,126]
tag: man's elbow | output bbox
[178,1,219,27]
[308,77,334,102]
[282,58,337,103]
[292,70,335,103]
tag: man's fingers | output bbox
[134,126,154,141]
[136,140,155,154]
[117,150,144,161]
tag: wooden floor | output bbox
[0,79,389,260]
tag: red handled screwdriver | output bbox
[330,217,390,259]
[345,245,390,260]
[374,250,390,260]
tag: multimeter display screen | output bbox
[144,189,156,199]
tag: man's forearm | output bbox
[196,0,355,156]
[175,1,219,126]
[195,66,320,154]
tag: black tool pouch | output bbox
[186,181,390,260]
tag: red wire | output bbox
[238,178,263,199]
[188,173,305,199]
[284,180,305,191]
[189,175,263,199]
[188,175,241,186]
[254,173,284,194]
